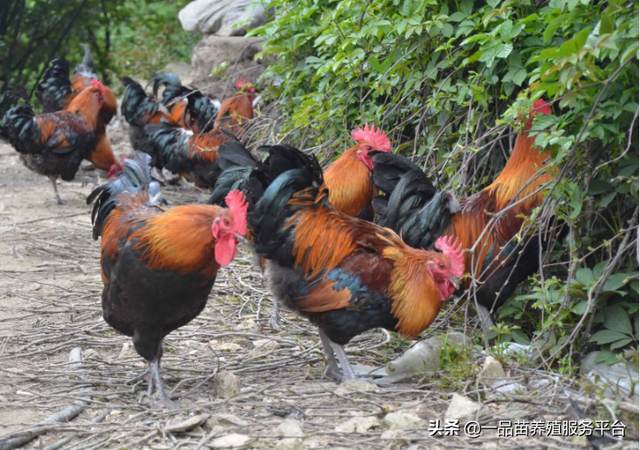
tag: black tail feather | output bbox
[87,151,162,240]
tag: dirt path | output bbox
[0,126,635,449]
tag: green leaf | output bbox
[588,180,613,195]
[610,337,633,350]
[512,69,528,86]
[448,12,466,22]
[602,274,630,293]
[589,330,630,344]
[603,305,633,335]
[496,43,513,59]
[600,14,614,34]
[500,20,513,40]
[594,350,619,364]
[511,330,531,345]
[575,267,594,285]
[460,0,473,16]
[544,15,567,43]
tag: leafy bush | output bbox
[252,0,639,362]
[0,0,198,105]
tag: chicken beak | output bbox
[449,276,461,290]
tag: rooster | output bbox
[37,44,118,125]
[145,123,229,189]
[150,72,220,131]
[213,141,464,380]
[214,78,256,131]
[1,79,108,203]
[372,99,554,322]
[209,124,391,326]
[122,77,219,178]
[87,152,248,405]
[36,46,121,176]
[323,123,392,220]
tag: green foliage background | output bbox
[0,0,199,103]
[251,0,639,365]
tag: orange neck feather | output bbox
[324,148,374,217]
[66,88,101,128]
[130,205,228,279]
[379,233,442,337]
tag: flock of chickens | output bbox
[1,45,556,407]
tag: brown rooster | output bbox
[36,46,121,176]
[372,99,555,321]
[324,123,392,220]
[1,79,109,203]
[214,78,255,131]
[213,142,464,380]
[88,152,247,406]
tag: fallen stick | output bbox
[0,347,91,450]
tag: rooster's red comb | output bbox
[434,235,465,278]
[532,99,552,116]
[91,78,105,96]
[351,123,391,152]
[235,78,251,90]
[225,190,248,236]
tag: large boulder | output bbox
[191,36,266,98]
[179,0,272,36]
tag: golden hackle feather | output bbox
[323,148,376,216]
[378,232,443,337]
[130,204,230,280]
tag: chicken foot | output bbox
[318,329,369,382]
[126,359,175,408]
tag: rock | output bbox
[214,371,241,399]
[275,438,308,450]
[209,433,251,448]
[335,416,379,433]
[382,412,426,430]
[82,348,99,360]
[232,338,253,349]
[334,379,378,396]
[581,351,639,400]
[118,342,138,359]
[341,379,378,392]
[190,36,266,97]
[249,339,278,358]
[478,356,506,385]
[380,429,407,440]
[444,393,482,422]
[275,419,304,437]
[206,413,250,427]
[166,414,210,433]
[210,340,243,352]
[179,0,272,36]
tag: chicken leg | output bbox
[318,329,367,382]
[48,175,64,204]
[318,328,342,380]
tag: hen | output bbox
[214,141,464,380]
[87,152,248,405]
[1,79,108,203]
[372,99,555,321]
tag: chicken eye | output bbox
[438,262,445,269]
[366,146,372,151]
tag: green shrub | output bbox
[252,0,639,362]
